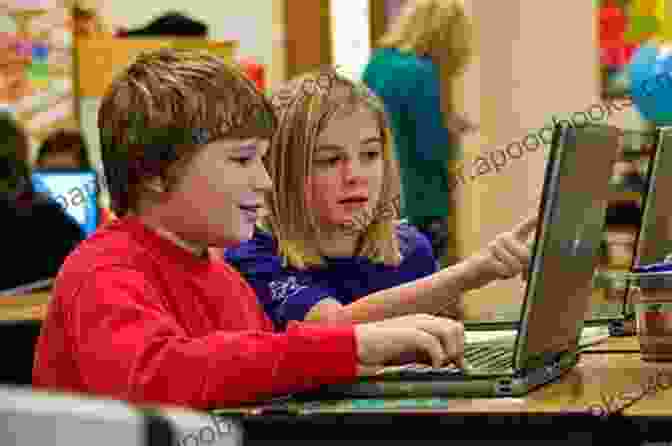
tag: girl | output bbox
[225,69,535,328]
[362,0,477,265]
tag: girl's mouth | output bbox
[338,196,368,204]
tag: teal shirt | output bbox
[363,48,461,224]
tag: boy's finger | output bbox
[414,330,445,369]
[422,318,464,362]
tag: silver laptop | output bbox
[631,127,672,267]
[601,127,672,336]
[309,123,622,398]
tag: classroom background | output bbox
[1,0,672,444]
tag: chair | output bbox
[0,319,41,386]
[0,386,242,446]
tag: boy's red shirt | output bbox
[32,216,358,409]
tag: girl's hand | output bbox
[446,112,479,135]
[472,214,537,283]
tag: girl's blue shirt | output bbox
[224,223,437,329]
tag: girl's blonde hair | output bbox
[265,69,402,270]
[378,0,472,128]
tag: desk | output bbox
[582,334,640,353]
[0,292,49,386]
[0,292,50,321]
[227,344,670,444]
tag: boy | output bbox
[32,49,465,409]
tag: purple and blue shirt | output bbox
[224,223,437,329]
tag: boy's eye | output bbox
[315,156,340,166]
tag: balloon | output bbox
[628,43,672,125]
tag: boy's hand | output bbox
[354,314,464,375]
[471,214,537,283]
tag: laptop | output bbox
[31,169,99,238]
[630,127,672,268]
[306,123,622,398]
[600,127,672,336]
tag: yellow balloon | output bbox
[658,0,672,41]
[633,0,658,16]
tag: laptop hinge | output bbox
[513,355,564,384]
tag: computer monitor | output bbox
[31,170,98,237]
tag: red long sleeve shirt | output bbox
[32,216,358,409]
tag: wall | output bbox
[94,0,287,88]
[77,0,287,206]
[458,0,601,318]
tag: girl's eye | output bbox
[363,150,381,161]
[231,157,253,166]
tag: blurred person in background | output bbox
[35,129,115,224]
[0,113,84,291]
[36,128,93,171]
[363,0,477,267]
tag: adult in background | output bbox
[363,0,477,267]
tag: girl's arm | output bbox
[306,214,536,324]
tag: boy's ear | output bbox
[143,176,166,194]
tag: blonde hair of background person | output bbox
[264,70,402,270]
[377,0,473,132]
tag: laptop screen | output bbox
[31,170,98,237]
[633,128,672,268]
[514,124,621,370]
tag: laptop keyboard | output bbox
[376,343,514,378]
[464,343,514,371]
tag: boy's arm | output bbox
[68,267,357,409]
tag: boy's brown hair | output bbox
[98,48,276,217]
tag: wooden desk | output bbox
[0,292,50,321]
[0,292,49,386]
[582,334,640,353]
[230,347,670,444]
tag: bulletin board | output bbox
[0,0,77,158]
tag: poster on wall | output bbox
[0,0,76,159]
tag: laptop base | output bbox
[309,352,580,399]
